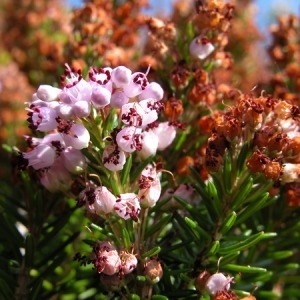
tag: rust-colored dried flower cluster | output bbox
[268,15,300,105]
[68,0,149,69]
[0,0,70,84]
[193,93,300,206]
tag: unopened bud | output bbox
[144,259,163,284]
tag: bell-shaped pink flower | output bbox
[121,99,161,128]
[116,126,142,153]
[138,130,159,159]
[114,193,140,221]
[62,123,90,149]
[60,78,92,104]
[91,241,120,275]
[111,66,132,88]
[189,35,215,60]
[92,248,121,275]
[102,145,126,171]
[56,103,74,119]
[88,67,113,91]
[139,82,164,101]
[123,72,149,98]
[119,251,138,275]
[29,106,58,132]
[61,147,87,174]
[72,100,91,118]
[91,186,117,215]
[150,122,176,150]
[110,91,129,108]
[39,157,72,191]
[23,143,56,170]
[138,165,161,208]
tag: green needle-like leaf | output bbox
[219,231,265,254]
[219,211,237,235]
[141,246,161,259]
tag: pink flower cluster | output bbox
[78,164,162,222]
[91,241,137,277]
[22,64,177,191]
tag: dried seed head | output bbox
[195,270,211,292]
[246,150,270,173]
[164,97,183,120]
[176,156,195,176]
[264,161,282,180]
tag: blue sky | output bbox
[68,0,300,32]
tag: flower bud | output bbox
[111,66,132,88]
[36,84,61,102]
[91,85,111,108]
[144,259,163,284]
[205,273,232,296]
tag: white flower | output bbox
[189,35,215,60]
